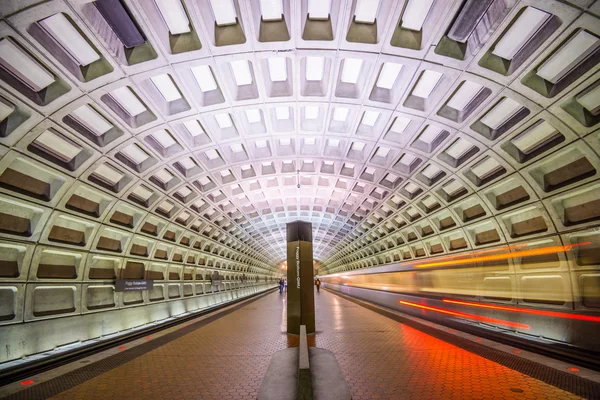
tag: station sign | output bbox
[115,279,154,292]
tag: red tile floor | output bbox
[48,289,583,400]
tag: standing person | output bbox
[315,278,321,293]
[279,278,284,294]
[284,279,288,292]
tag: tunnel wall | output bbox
[0,261,275,364]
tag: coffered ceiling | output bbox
[0,0,599,273]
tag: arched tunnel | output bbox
[0,0,599,399]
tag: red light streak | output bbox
[399,300,530,330]
[442,299,600,323]
[413,242,591,269]
[20,380,34,386]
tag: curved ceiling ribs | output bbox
[0,0,598,276]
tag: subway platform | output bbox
[1,288,598,400]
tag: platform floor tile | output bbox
[23,289,586,400]
[312,290,584,400]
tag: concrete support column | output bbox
[286,221,315,335]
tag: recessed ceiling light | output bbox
[354,0,380,24]
[131,185,153,201]
[512,121,559,155]
[412,70,443,99]
[154,0,191,35]
[0,99,14,122]
[267,57,287,82]
[93,163,123,186]
[150,74,181,102]
[390,117,411,134]
[205,149,220,160]
[406,207,419,217]
[352,142,365,151]
[305,56,325,81]
[471,156,502,180]
[38,13,100,66]
[375,147,390,157]
[120,143,149,164]
[230,59,253,86]
[401,0,435,32]
[576,85,600,115]
[308,0,331,20]
[33,130,82,162]
[0,38,55,92]
[480,97,523,130]
[443,180,463,196]
[157,200,174,213]
[259,0,284,21]
[151,129,176,148]
[230,143,244,153]
[361,111,380,127]
[340,58,363,84]
[305,106,319,119]
[191,65,218,92]
[376,62,403,89]
[198,176,211,185]
[176,186,192,198]
[536,30,599,84]
[209,0,237,26]
[333,107,349,122]
[275,106,290,120]
[419,125,444,144]
[447,81,483,111]
[109,86,146,117]
[154,168,173,183]
[383,173,398,183]
[177,157,196,170]
[492,7,550,61]
[183,120,205,137]
[445,138,474,159]
[215,113,233,129]
[421,164,442,179]
[70,105,112,136]
[245,108,262,124]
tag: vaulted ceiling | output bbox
[0,0,598,274]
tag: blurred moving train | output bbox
[320,241,600,359]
